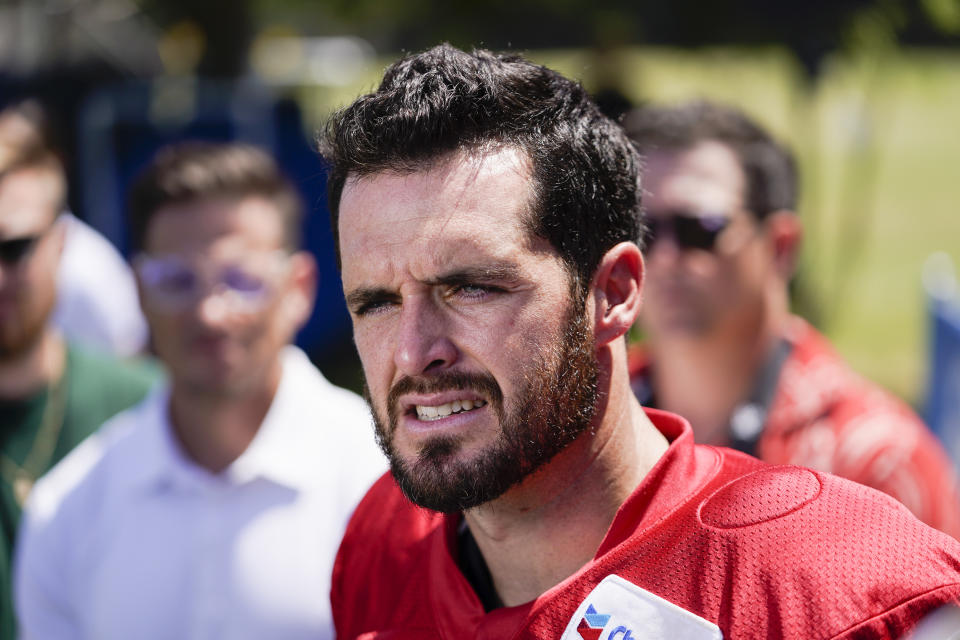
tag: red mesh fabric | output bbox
[699,466,821,529]
[332,411,960,640]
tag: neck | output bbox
[0,330,66,400]
[168,359,282,473]
[649,295,789,445]
[464,342,669,607]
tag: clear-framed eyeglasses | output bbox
[133,250,292,314]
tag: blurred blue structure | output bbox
[923,253,960,469]
[74,79,354,370]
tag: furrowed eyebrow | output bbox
[345,264,524,310]
[345,287,398,311]
[425,264,523,287]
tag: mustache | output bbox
[386,370,504,422]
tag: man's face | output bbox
[0,167,65,358]
[339,148,599,513]
[640,141,770,338]
[138,196,313,396]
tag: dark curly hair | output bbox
[623,100,797,221]
[320,43,643,298]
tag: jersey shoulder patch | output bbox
[699,465,821,529]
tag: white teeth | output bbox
[415,399,487,421]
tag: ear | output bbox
[282,251,318,329]
[764,210,802,280]
[591,242,644,346]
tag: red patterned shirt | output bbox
[628,316,960,538]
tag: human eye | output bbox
[349,292,400,318]
[355,301,393,316]
[140,258,197,296]
[221,267,268,297]
[448,282,503,301]
[158,268,197,294]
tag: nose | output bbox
[393,295,458,377]
[194,287,232,328]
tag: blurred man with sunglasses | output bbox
[0,98,149,359]
[15,142,385,639]
[624,101,960,537]
[0,139,158,639]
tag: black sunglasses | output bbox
[0,235,43,265]
[644,212,730,252]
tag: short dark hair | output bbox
[0,105,67,217]
[127,141,303,252]
[623,100,797,220]
[320,44,643,297]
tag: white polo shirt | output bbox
[15,346,387,640]
[52,213,149,357]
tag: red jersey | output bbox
[628,317,960,538]
[331,410,960,639]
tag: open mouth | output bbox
[415,398,488,421]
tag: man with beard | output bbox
[0,138,157,638]
[324,45,960,639]
[622,101,960,538]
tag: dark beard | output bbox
[366,302,599,513]
[0,307,49,361]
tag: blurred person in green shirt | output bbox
[0,129,158,639]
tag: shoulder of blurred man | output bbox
[627,316,960,538]
[52,214,148,358]
[61,342,161,442]
[760,315,960,538]
[0,343,157,512]
[332,408,960,639]
[0,342,158,519]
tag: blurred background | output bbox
[2,0,959,418]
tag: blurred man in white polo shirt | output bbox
[15,142,385,639]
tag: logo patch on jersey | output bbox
[560,575,724,640]
[577,604,611,640]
